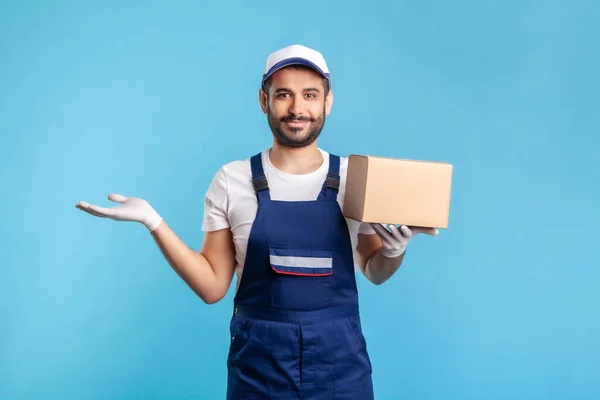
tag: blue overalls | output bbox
[226,152,374,399]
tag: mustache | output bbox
[280,115,315,122]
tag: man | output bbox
[76,44,438,399]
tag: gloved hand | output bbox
[369,223,439,258]
[75,194,163,232]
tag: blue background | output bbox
[1,0,599,399]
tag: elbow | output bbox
[199,288,227,305]
[202,295,222,305]
[364,264,396,286]
[367,275,387,286]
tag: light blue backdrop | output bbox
[1,1,598,399]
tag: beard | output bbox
[267,104,326,148]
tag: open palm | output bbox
[75,193,162,231]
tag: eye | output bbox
[276,93,290,98]
[305,93,316,98]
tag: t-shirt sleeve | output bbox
[201,167,230,232]
[358,222,376,235]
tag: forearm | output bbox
[364,248,406,285]
[149,221,222,303]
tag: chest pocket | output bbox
[269,246,334,310]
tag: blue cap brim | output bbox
[262,57,330,84]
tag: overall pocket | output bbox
[227,317,250,365]
[349,316,372,373]
[269,246,334,310]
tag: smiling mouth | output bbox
[284,120,310,127]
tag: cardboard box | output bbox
[343,155,453,228]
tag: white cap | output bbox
[262,44,330,85]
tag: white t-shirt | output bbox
[201,148,376,292]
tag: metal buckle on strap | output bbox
[252,174,269,192]
[326,172,340,190]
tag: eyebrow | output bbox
[274,87,321,94]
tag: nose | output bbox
[288,98,304,116]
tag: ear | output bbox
[325,90,334,115]
[259,88,268,114]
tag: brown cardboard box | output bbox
[343,155,453,228]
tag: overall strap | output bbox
[250,152,270,202]
[319,153,341,201]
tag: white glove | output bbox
[75,194,163,232]
[369,223,439,258]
